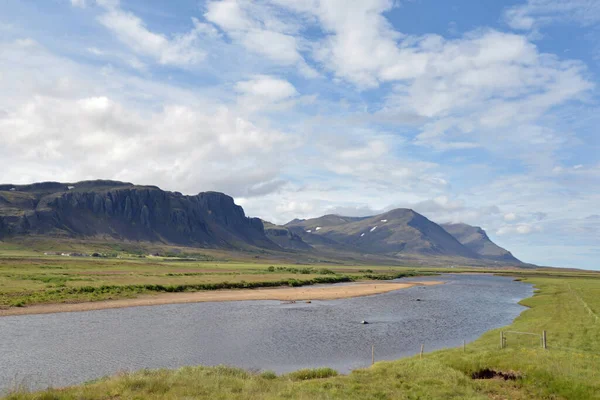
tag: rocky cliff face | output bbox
[0,181,276,249]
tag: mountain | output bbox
[0,180,525,266]
[0,180,276,250]
[441,223,521,263]
[262,221,313,251]
[286,209,479,259]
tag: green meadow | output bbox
[0,243,436,308]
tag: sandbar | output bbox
[0,280,443,317]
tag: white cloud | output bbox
[4,2,600,269]
[319,135,438,187]
[95,3,212,66]
[233,75,302,113]
[504,213,518,221]
[410,197,502,226]
[504,0,600,31]
[337,140,388,161]
[241,29,301,65]
[271,0,402,87]
[204,0,317,77]
[267,1,592,158]
[235,75,298,101]
[71,0,87,8]
[0,40,296,197]
[496,223,541,235]
[0,95,293,196]
[205,0,253,31]
[87,46,147,71]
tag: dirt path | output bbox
[0,281,443,317]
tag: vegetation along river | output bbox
[0,274,533,392]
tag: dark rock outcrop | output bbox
[262,221,313,251]
[0,181,277,250]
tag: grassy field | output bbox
[0,244,439,309]
[3,268,600,399]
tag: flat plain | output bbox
[0,241,438,311]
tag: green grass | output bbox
[4,270,600,399]
[0,248,433,308]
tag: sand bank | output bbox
[0,281,443,317]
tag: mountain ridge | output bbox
[441,222,520,263]
[0,180,275,250]
[0,180,523,266]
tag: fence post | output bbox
[542,331,547,349]
[420,344,424,359]
[372,344,375,365]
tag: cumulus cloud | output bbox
[271,0,403,88]
[0,95,292,194]
[0,40,295,197]
[265,1,592,159]
[233,75,302,113]
[94,2,214,66]
[204,0,317,77]
[235,75,298,101]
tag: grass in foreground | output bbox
[4,270,600,399]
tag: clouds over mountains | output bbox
[0,0,598,268]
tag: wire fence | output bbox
[369,328,600,365]
[567,283,599,323]
[501,330,546,349]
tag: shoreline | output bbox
[0,280,443,317]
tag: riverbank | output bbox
[4,270,600,399]
[0,281,443,317]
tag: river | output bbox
[0,274,533,392]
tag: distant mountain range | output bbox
[0,180,523,266]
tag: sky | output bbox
[0,0,598,269]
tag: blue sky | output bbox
[0,0,598,269]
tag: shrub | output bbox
[260,371,277,380]
[288,279,302,287]
[287,368,338,381]
[317,268,336,275]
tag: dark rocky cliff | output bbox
[0,181,277,249]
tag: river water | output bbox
[0,274,532,392]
